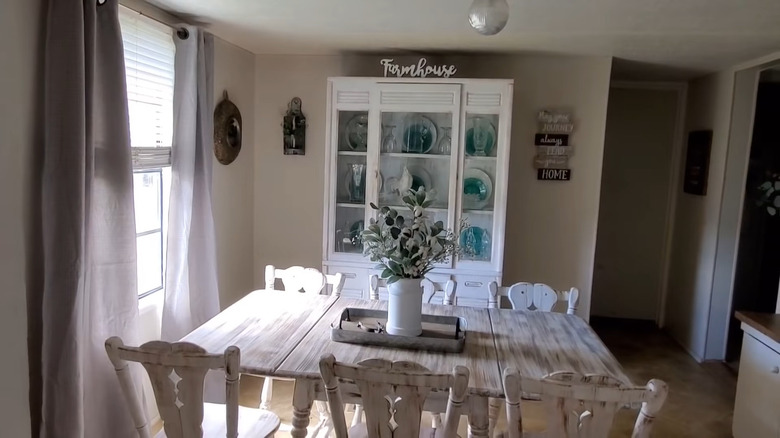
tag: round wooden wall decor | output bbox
[213,91,242,165]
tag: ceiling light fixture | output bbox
[468,0,510,36]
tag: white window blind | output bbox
[119,6,174,168]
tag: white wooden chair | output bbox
[327,272,346,296]
[262,264,333,423]
[319,354,469,438]
[501,368,668,438]
[369,275,457,305]
[359,275,457,429]
[488,281,579,315]
[265,264,327,294]
[104,337,280,438]
[485,282,579,437]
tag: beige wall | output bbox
[212,38,257,307]
[592,87,679,320]
[480,55,612,318]
[252,54,613,316]
[665,71,735,360]
[0,0,40,435]
[253,55,344,283]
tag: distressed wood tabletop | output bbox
[488,308,633,385]
[181,292,632,400]
[276,298,504,397]
[180,289,338,375]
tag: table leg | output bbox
[291,378,315,438]
[488,397,503,437]
[468,395,490,438]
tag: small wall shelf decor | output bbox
[213,91,242,165]
[322,77,514,307]
[283,97,307,155]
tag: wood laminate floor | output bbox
[236,317,737,437]
[591,317,737,438]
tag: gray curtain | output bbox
[38,0,139,437]
[161,26,220,342]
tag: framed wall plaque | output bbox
[683,130,712,195]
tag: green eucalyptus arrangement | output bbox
[757,173,780,216]
[361,188,464,284]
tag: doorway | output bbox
[591,84,683,322]
[725,71,780,362]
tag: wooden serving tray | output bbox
[331,307,466,353]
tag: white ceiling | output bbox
[149,0,780,78]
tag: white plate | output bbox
[462,168,493,209]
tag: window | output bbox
[120,7,175,297]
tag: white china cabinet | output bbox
[322,77,514,307]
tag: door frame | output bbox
[605,81,688,327]
[713,62,780,360]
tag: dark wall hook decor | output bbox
[283,97,307,155]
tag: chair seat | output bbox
[348,423,459,438]
[154,403,280,438]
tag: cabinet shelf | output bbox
[464,156,497,161]
[381,153,450,160]
[337,202,365,209]
[338,151,367,156]
[463,209,494,215]
[384,205,448,213]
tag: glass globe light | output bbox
[468,0,510,36]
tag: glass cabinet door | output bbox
[377,110,456,236]
[333,110,369,255]
[459,112,500,263]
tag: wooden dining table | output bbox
[181,289,632,438]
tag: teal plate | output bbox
[459,227,491,260]
[463,177,488,201]
[402,116,437,154]
[344,114,369,151]
[411,175,425,191]
[348,220,364,249]
[465,120,497,156]
[350,220,364,237]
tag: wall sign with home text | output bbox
[538,168,572,181]
[380,58,458,78]
[534,110,574,180]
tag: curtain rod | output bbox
[119,0,190,39]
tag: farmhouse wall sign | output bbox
[213,90,242,165]
[380,58,458,78]
[534,110,574,180]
